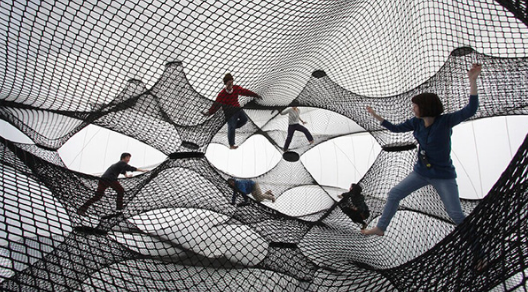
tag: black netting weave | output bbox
[1,0,528,291]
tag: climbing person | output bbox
[280,102,314,151]
[338,183,370,230]
[77,153,147,216]
[361,63,482,236]
[228,178,275,206]
[203,73,262,149]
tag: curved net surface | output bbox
[1,0,528,291]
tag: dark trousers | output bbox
[231,191,250,205]
[284,123,313,150]
[78,180,125,214]
[227,110,248,146]
[342,207,368,225]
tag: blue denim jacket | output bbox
[234,179,256,194]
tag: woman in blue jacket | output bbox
[362,63,482,236]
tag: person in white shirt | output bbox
[280,105,314,151]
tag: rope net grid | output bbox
[1,0,528,291]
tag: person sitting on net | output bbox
[280,102,314,151]
[203,73,262,149]
[338,183,370,230]
[361,63,482,236]
[227,178,275,206]
[77,152,147,216]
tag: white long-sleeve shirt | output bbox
[280,108,301,125]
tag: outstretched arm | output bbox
[368,106,414,132]
[468,63,482,96]
[446,63,482,126]
[239,87,262,99]
[203,91,225,116]
[299,113,307,124]
[124,167,147,177]
[203,101,222,116]
[280,108,291,115]
[366,106,384,123]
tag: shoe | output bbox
[237,202,250,207]
[272,196,276,203]
[230,145,238,149]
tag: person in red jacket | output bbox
[203,73,262,149]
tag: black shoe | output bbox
[237,202,250,207]
[101,211,123,220]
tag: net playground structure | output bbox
[1,0,528,291]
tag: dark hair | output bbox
[120,152,131,160]
[411,93,444,117]
[227,178,240,193]
[223,73,234,85]
[351,183,362,196]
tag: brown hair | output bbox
[223,73,234,85]
[411,93,444,117]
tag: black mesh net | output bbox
[1,0,528,291]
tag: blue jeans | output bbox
[377,171,466,231]
[227,110,248,146]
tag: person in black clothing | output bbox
[338,183,370,230]
[77,153,146,215]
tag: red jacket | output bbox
[208,85,259,115]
